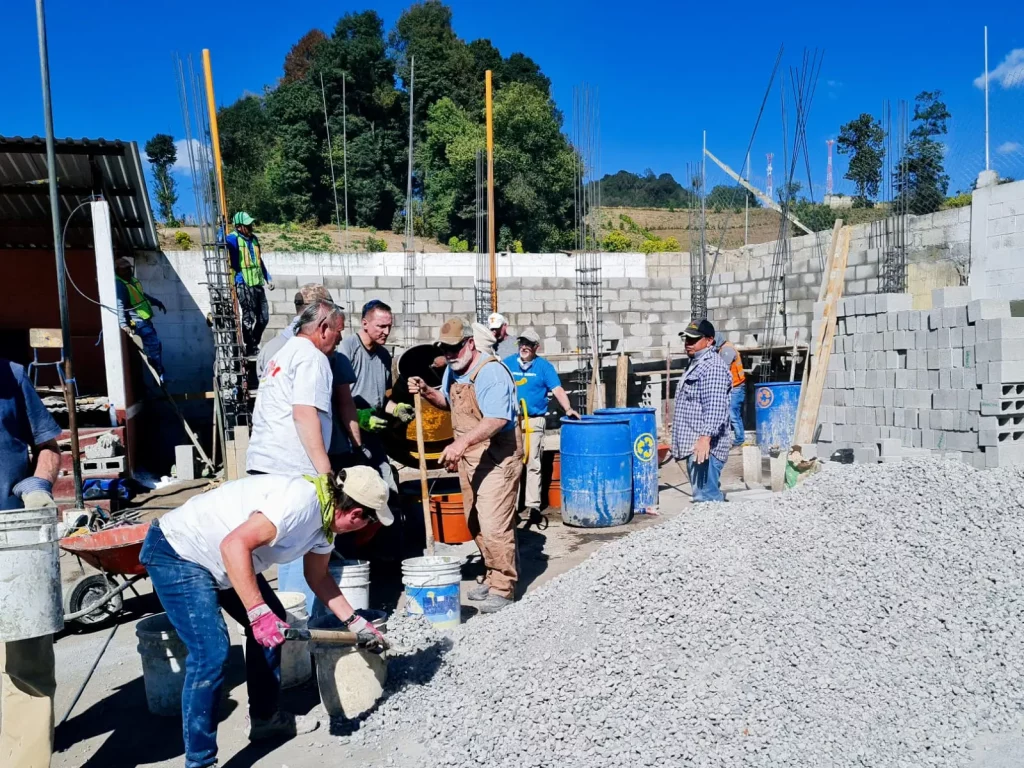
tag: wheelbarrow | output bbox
[59,523,150,625]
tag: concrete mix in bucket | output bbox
[355,458,1024,767]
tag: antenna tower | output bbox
[826,139,835,197]
[765,152,774,201]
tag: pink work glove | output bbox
[247,603,289,649]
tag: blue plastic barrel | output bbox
[754,382,802,451]
[593,407,659,513]
[559,416,633,527]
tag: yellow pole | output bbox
[202,49,229,227]
[485,70,497,313]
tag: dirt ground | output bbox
[43,455,743,768]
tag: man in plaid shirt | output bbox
[672,319,732,502]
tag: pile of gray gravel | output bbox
[365,459,1024,767]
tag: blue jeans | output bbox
[730,385,746,446]
[134,319,164,376]
[139,523,285,768]
[686,455,725,502]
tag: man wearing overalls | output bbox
[408,318,523,614]
[226,212,274,356]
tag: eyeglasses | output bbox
[357,508,379,525]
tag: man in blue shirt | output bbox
[503,329,578,525]
[226,212,274,356]
[0,359,63,768]
[671,319,732,502]
[408,318,523,613]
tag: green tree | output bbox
[145,133,179,225]
[706,184,758,210]
[836,113,885,206]
[899,90,951,215]
[600,169,698,208]
[283,29,327,85]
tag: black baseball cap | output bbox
[680,319,716,340]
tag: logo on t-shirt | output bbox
[268,361,281,378]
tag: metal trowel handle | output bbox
[283,628,360,645]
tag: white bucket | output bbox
[0,507,63,642]
[401,556,463,630]
[136,613,189,717]
[308,611,387,718]
[327,559,371,613]
[236,591,312,689]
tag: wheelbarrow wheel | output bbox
[65,574,123,625]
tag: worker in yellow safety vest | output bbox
[115,257,167,381]
[715,332,746,447]
[226,212,275,356]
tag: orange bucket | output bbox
[430,492,472,544]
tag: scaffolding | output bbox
[572,84,602,413]
[474,149,491,324]
[881,100,910,294]
[176,53,249,444]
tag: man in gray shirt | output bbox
[257,284,361,464]
[338,301,413,495]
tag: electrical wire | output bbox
[59,197,120,316]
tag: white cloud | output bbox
[172,138,203,174]
[974,48,1024,89]
[997,141,1022,155]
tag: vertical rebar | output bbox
[403,56,416,346]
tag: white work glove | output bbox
[13,477,56,509]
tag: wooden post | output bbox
[414,394,434,555]
[485,70,497,313]
[664,344,672,429]
[615,354,629,408]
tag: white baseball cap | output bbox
[339,466,393,525]
[487,312,508,330]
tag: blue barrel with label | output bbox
[593,407,659,513]
[559,416,633,527]
[754,382,802,451]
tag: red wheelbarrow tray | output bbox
[59,522,150,576]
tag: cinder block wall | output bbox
[969,178,1024,300]
[141,204,971,395]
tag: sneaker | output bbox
[477,593,513,614]
[467,582,490,601]
[246,711,320,742]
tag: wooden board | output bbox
[30,328,63,349]
[793,223,852,444]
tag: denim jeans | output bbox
[139,523,285,768]
[685,455,726,502]
[133,319,164,376]
[730,385,746,446]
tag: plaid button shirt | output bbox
[671,347,732,463]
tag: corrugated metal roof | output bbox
[0,136,158,251]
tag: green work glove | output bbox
[358,408,388,433]
[392,403,414,424]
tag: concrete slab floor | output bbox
[36,457,733,768]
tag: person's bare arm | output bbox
[220,512,278,610]
[32,438,61,484]
[293,404,332,474]
[303,552,358,620]
[551,387,579,418]
[333,383,362,450]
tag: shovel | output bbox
[284,627,391,652]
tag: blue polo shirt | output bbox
[503,354,562,418]
[0,361,61,509]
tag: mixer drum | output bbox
[384,344,454,469]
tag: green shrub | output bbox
[174,231,193,249]
[944,193,972,209]
[448,236,470,253]
[602,230,631,252]
[513,240,525,254]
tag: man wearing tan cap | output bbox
[408,318,523,613]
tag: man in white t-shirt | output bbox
[247,299,344,476]
[138,466,392,768]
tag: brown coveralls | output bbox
[450,358,523,599]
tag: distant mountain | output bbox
[599,169,697,209]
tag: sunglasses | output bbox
[438,338,469,356]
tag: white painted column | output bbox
[91,200,126,412]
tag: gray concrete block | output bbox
[968,299,1011,323]
[928,310,942,330]
[932,286,972,308]
[853,445,879,463]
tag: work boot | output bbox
[524,507,548,530]
[467,582,490,601]
[246,711,320,742]
[477,593,513,614]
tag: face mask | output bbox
[518,356,534,370]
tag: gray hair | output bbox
[294,299,344,335]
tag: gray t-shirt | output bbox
[257,319,356,455]
[339,334,393,412]
[494,336,518,360]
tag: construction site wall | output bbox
[968,178,1024,301]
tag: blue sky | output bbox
[3,0,1023,216]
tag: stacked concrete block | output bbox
[816,287,1024,469]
